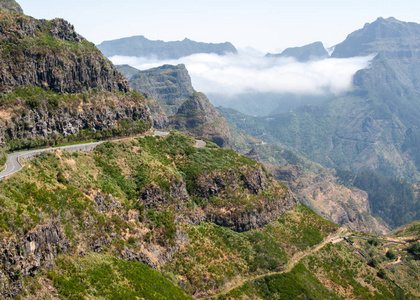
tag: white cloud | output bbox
[110,53,374,96]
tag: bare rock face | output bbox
[0,220,69,298]
[0,10,130,94]
[170,92,232,148]
[273,166,390,235]
[126,64,195,116]
[137,166,298,233]
[0,92,152,148]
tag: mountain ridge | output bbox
[97,35,238,59]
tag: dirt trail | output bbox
[207,227,348,299]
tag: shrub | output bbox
[368,238,380,247]
[377,268,386,279]
[385,250,397,260]
[407,242,420,260]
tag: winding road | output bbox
[0,131,206,181]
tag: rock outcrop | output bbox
[121,64,195,116]
[170,92,232,148]
[0,0,22,13]
[0,10,130,94]
[0,220,69,297]
[137,165,297,233]
[0,91,151,149]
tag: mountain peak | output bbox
[0,0,23,13]
[332,17,420,58]
[266,41,329,62]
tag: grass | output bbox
[165,204,339,296]
[215,263,342,300]
[46,253,193,300]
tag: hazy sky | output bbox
[18,0,420,53]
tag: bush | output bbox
[368,238,380,247]
[377,268,386,279]
[407,242,420,260]
[386,250,397,260]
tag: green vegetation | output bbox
[336,169,419,229]
[0,87,151,152]
[215,263,341,300]
[46,253,192,299]
[0,147,6,167]
[0,132,293,297]
[407,242,420,260]
[166,204,338,295]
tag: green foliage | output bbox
[407,242,420,260]
[368,238,381,247]
[336,169,418,229]
[0,147,6,167]
[377,268,387,279]
[49,253,193,299]
[386,250,397,260]
[217,263,341,300]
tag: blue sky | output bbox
[18,0,420,52]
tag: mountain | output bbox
[97,35,238,59]
[1,4,419,298]
[221,17,420,228]
[170,92,232,148]
[118,64,195,116]
[2,132,419,299]
[0,0,22,13]
[0,11,129,94]
[266,41,329,61]
[0,5,151,154]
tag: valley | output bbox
[0,1,419,299]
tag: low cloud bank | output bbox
[110,53,374,96]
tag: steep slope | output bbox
[0,133,297,298]
[266,41,329,61]
[0,0,22,13]
[121,64,195,116]
[223,17,420,181]
[0,9,129,94]
[0,7,152,152]
[221,105,419,229]
[225,121,390,235]
[170,92,232,148]
[97,35,237,59]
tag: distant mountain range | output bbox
[97,35,237,59]
[1,2,419,298]
[266,41,329,62]
[221,17,420,228]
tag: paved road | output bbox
[0,131,207,181]
[0,142,104,181]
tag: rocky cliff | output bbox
[119,64,195,116]
[0,220,69,297]
[0,8,152,149]
[98,35,238,60]
[0,89,152,150]
[0,9,130,94]
[170,92,232,148]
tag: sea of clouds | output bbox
[110,52,375,97]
